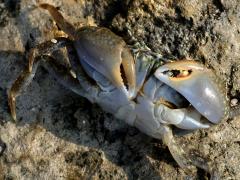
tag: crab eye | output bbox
[163,69,192,78]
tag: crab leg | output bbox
[162,126,219,179]
[42,56,88,98]
[39,4,77,39]
[8,59,40,121]
[8,38,73,121]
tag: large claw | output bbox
[74,27,136,98]
[154,60,228,124]
[134,76,210,137]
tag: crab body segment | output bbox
[8,4,229,177]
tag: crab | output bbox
[8,3,230,178]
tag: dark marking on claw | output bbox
[162,69,193,78]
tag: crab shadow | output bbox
[0,49,184,179]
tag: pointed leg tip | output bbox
[11,115,17,122]
[9,103,18,123]
[8,94,17,122]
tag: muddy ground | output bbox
[0,0,240,179]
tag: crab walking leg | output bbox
[39,4,77,39]
[28,37,71,71]
[161,126,195,169]
[41,56,88,98]
[8,60,40,121]
[8,38,71,121]
[41,46,98,103]
[162,126,219,179]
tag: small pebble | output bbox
[51,39,58,44]
[70,70,77,78]
[230,98,238,107]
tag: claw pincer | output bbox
[154,60,228,125]
[74,27,136,99]
[129,59,227,140]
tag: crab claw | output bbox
[154,60,227,124]
[74,27,136,98]
[158,106,210,129]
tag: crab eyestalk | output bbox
[154,60,228,124]
[74,27,136,99]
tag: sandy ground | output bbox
[0,0,240,179]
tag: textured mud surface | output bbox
[0,0,240,179]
